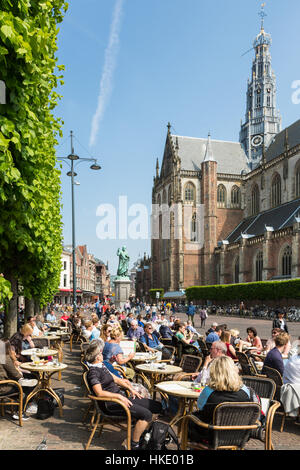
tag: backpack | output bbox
[36,397,55,420]
[139,421,179,450]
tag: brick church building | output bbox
[151,13,300,293]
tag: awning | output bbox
[59,289,82,293]
[163,291,186,299]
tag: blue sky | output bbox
[55,0,300,275]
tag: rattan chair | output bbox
[262,365,286,432]
[171,336,202,364]
[180,402,261,450]
[175,354,203,381]
[159,345,176,363]
[242,375,280,450]
[82,371,132,450]
[0,380,23,427]
[160,337,173,346]
[198,338,211,357]
[236,351,255,376]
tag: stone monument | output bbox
[114,246,131,310]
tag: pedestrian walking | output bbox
[186,301,196,327]
[199,307,208,328]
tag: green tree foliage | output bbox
[185,279,300,303]
[0,276,12,303]
[0,1,68,336]
[149,288,164,300]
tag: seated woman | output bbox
[100,324,112,343]
[188,356,255,444]
[82,320,94,341]
[220,330,237,360]
[102,327,135,379]
[60,312,70,327]
[0,339,38,419]
[9,324,36,363]
[86,339,162,449]
[174,322,200,349]
[239,327,263,354]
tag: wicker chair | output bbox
[171,336,202,364]
[82,371,132,450]
[236,351,255,376]
[0,380,23,427]
[198,338,211,357]
[160,337,173,346]
[175,355,203,381]
[242,375,280,450]
[159,345,176,363]
[180,402,261,450]
[32,337,50,349]
[261,365,286,432]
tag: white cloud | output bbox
[89,0,125,147]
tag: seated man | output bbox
[262,332,289,377]
[86,339,162,449]
[140,323,164,352]
[45,311,57,323]
[192,341,227,385]
[127,320,144,341]
[205,326,222,345]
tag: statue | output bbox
[117,246,130,278]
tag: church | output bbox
[150,11,300,295]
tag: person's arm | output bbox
[4,356,23,381]
[92,383,133,407]
[112,375,142,399]
[115,352,135,365]
[228,344,237,359]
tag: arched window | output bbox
[271,173,281,208]
[168,185,173,206]
[234,257,239,284]
[162,189,167,205]
[295,165,300,198]
[191,213,197,242]
[255,251,263,281]
[231,185,241,208]
[281,246,292,277]
[184,182,195,202]
[217,184,227,208]
[251,184,260,215]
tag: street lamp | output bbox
[59,130,101,313]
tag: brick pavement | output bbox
[0,316,299,451]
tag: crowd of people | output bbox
[1,297,300,450]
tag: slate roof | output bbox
[266,119,300,163]
[171,135,249,175]
[225,198,300,244]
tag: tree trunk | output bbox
[4,274,18,338]
[25,297,35,320]
[34,298,40,316]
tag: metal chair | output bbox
[242,375,280,450]
[180,402,261,450]
[0,380,23,427]
[82,371,132,450]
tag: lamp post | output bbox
[59,131,101,313]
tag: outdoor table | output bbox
[21,348,58,358]
[21,361,68,417]
[135,363,182,397]
[34,334,64,380]
[155,381,204,431]
[131,352,158,363]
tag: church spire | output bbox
[239,3,281,170]
[203,132,215,162]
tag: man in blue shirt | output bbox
[127,320,144,341]
[186,302,196,326]
[206,326,222,344]
[140,323,163,352]
[262,332,289,377]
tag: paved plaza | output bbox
[0,313,299,451]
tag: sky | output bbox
[55,0,300,275]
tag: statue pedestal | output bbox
[114,278,131,311]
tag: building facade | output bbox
[151,15,300,293]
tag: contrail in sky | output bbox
[89,0,125,147]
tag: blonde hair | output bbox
[208,356,242,392]
[84,320,92,328]
[110,327,123,341]
[100,323,112,340]
[275,332,289,347]
[230,329,240,337]
[220,330,231,343]
[21,324,34,336]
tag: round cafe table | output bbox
[135,363,182,397]
[21,348,58,358]
[21,361,68,417]
[130,352,157,363]
[155,381,204,432]
[33,335,64,380]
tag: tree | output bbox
[0,1,68,337]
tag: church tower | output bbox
[240,5,281,170]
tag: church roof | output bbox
[171,135,248,175]
[225,198,300,244]
[265,119,300,163]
